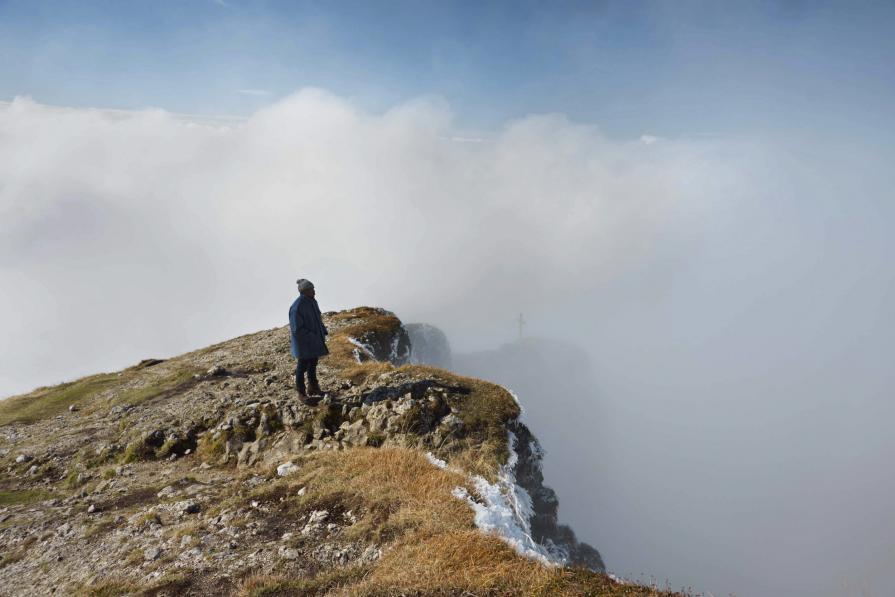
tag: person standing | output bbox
[289,278,328,402]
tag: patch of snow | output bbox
[387,325,411,364]
[452,481,552,566]
[276,461,299,477]
[503,431,536,529]
[348,337,377,363]
[425,453,448,469]
[389,330,401,362]
[608,573,628,584]
[451,430,561,567]
[505,387,526,417]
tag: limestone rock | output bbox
[301,510,329,536]
[175,500,201,515]
[157,486,178,499]
[279,546,300,560]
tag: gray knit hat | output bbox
[296,278,314,292]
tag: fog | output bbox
[2,93,893,595]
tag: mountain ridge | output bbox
[0,306,677,596]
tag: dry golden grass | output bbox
[329,307,404,338]
[75,578,140,597]
[340,361,394,386]
[5,308,683,596]
[254,447,473,540]
[237,567,371,597]
[240,448,679,597]
[77,571,194,597]
[318,309,522,478]
[323,307,406,385]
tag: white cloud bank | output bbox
[2,90,894,597]
[0,90,732,395]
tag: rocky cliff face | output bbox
[405,323,604,571]
[405,323,453,369]
[0,307,669,596]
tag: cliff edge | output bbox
[0,307,676,596]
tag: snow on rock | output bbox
[506,388,526,417]
[429,386,603,572]
[348,337,377,363]
[276,461,299,476]
[608,573,628,584]
[389,327,412,364]
[451,431,559,567]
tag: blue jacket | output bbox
[289,295,329,359]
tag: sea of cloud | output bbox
[3,90,894,597]
[0,90,733,394]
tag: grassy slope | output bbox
[0,363,203,426]
[2,307,681,596]
[235,448,676,597]
[235,308,680,595]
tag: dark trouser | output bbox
[295,357,319,392]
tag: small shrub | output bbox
[75,578,139,597]
[119,440,154,464]
[63,469,84,490]
[154,438,180,459]
[133,511,161,527]
[81,445,119,469]
[122,548,145,567]
[196,431,231,464]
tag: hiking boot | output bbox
[308,379,323,397]
[296,386,319,406]
[301,394,321,407]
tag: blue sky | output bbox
[2,0,894,137]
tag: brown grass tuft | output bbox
[243,447,679,596]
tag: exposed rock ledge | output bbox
[0,306,674,596]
